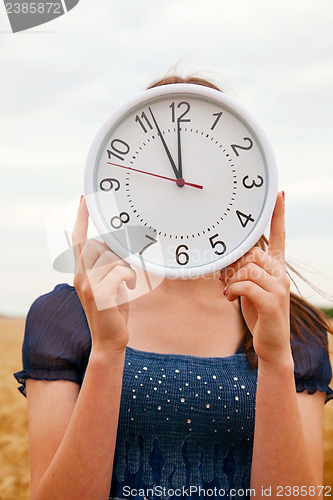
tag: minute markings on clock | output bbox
[111,128,238,239]
[132,131,235,236]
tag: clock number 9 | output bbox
[110,211,130,229]
[209,234,227,255]
[107,139,130,161]
[176,244,190,265]
[231,137,253,157]
[100,178,120,191]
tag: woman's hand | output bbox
[72,196,137,354]
[222,192,291,364]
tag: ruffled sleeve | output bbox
[291,323,333,404]
[14,283,91,396]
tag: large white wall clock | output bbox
[85,83,278,279]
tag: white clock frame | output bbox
[85,84,278,279]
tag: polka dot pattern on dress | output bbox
[114,346,257,493]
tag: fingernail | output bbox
[281,191,285,201]
[219,266,228,283]
[223,285,228,296]
[80,195,84,205]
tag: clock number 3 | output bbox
[242,175,264,189]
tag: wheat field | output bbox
[0,317,332,499]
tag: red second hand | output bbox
[107,162,203,189]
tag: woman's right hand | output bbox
[72,196,137,354]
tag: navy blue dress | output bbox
[14,284,333,499]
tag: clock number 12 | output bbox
[170,102,191,122]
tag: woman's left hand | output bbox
[222,192,291,364]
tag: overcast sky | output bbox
[1,0,332,316]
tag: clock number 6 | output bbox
[209,234,227,255]
[176,244,190,266]
[110,211,130,229]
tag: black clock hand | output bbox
[148,107,180,180]
[177,119,183,180]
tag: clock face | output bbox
[85,84,277,278]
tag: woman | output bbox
[15,76,333,500]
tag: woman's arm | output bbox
[252,359,325,496]
[27,197,136,500]
[223,192,326,498]
[27,350,125,500]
